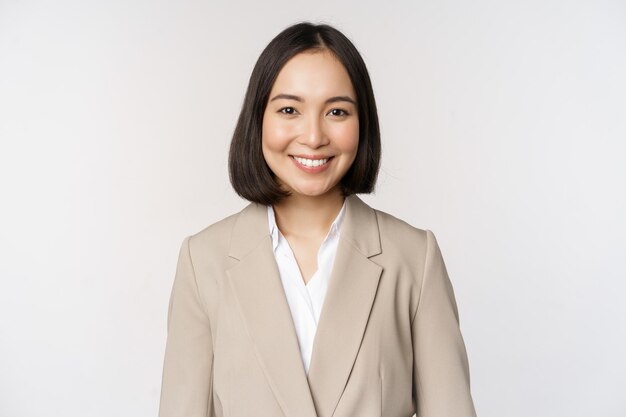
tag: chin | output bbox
[282,178,342,198]
[293,186,338,198]
[292,190,327,198]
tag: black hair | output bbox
[228,21,381,205]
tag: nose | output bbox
[300,116,329,148]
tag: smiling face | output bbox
[261,49,359,200]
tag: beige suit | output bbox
[158,194,477,417]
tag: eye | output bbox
[278,107,298,115]
[328,108,350,117]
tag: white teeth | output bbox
[293,156,329,167]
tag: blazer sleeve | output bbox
[158,236,216,417]
[412,229,477,417]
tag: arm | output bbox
[158,236,215,417]
[412,230,477,417]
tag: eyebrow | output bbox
[269,93,357,105]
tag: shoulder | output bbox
[370,206,442,269]
[184,208,244,260]
[373,206,428,246]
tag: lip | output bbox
[289,154,333,160]
[290,155,334,173]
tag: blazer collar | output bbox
[228,193,381,260]
[226,194,383,417]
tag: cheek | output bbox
[329,119,359,153]
[262,115,294,151]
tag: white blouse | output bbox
[266,200,347,374]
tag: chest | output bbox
[210,251,418,417]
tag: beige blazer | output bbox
[158,194,476,417]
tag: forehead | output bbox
[270,50,355,98]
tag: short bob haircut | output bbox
[228,21,381,206]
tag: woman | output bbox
[158,22,477,417]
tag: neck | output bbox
[271,187,345,239]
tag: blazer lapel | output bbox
[226,200,318,417]
[226,194,383,417]
[306,195,383,417]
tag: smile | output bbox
[289,155,334,173]
[292,156,331,167]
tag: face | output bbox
[261,49,359,200]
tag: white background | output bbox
[1,1,625,416]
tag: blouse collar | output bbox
[267,199,347,252]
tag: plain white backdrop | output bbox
[1,0,625,416]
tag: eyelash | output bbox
[278,107,350,117]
